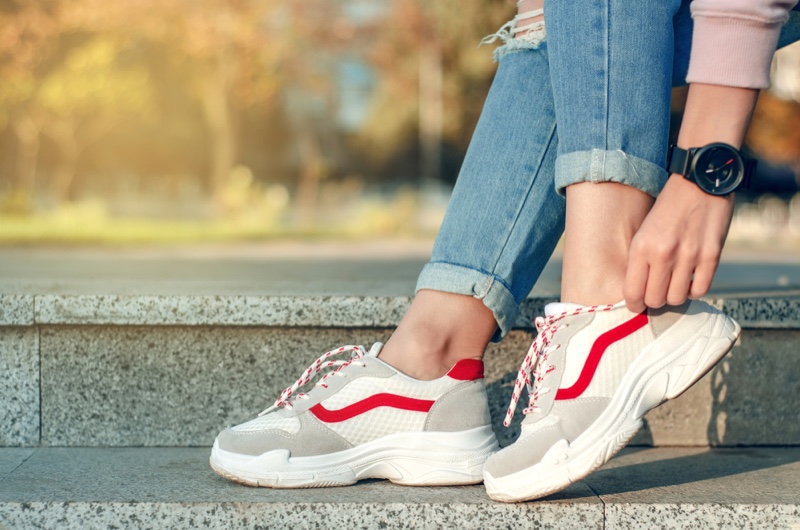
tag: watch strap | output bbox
[667,145,690,176]
[743,158,757,189]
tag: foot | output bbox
[483,299,740,502]
[210,343,499,488]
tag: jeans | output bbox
[416,0,800,341]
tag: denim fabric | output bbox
[416,48,564,340]
[418,1,800,340]
[546,0,681,196]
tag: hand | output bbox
[623,174,734,312]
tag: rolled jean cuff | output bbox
[554,149,668,198]
[415,261,520,342]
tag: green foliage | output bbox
[0,0,515,212]
[37,38,153,118]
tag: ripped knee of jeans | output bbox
[480,2,546,62]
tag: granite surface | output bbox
[589,447,800,529]
[0,503,601,530]
[0,295,34,326]
[23,293,800,329]
[34,294,414,327]
[36,322,800,447]
[0,448,601,530]
[39,327,391,446]
[719,296,800,329]
[0,447,797,529]
[38,326,534,447]
[0,328,39,446]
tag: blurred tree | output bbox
[64,0,283,205]
[357,0,513,182]
[278,0,361,225]
[0,0,521,214]
[0,0,58,207]
[0,0,156,203]
[744,44,800,179]
[747,92,800,168]
[35,38,154,202]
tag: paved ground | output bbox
[0,447,798,529]
[0,242,798,297]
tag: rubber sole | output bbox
[485,307,741,502]
[210,425,499,488]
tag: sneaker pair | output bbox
[211,299,739,500]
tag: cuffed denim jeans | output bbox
[417,0,800,341]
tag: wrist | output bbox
[668,172,735,202]
[676,83,758,150]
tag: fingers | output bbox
[689,251,720,299]
[623,243,649,313]
[625,237,703,311]
[665,265,693,306]
[621,175,732,312]
[642,261,672,309]
[626,248,718,310]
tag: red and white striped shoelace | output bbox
[259,345,368,416]
[503,304,615,427]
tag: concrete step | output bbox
[1,293,798,449]
[1,249,799,449]
[0,447,798,529]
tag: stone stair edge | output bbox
[1,446,799,530]
[1,293,799,328]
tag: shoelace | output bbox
[259,344,368,416]
[503,304,615,427]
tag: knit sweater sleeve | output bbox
[687,0,799,88]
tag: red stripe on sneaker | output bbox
[446,359,484,380]
[309,394,435,423]
[555,311,649,401]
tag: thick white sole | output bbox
[210,425,498,488]
[485,308,741,503]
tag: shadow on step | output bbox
[584,447,800,496]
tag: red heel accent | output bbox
[446,359,484,381]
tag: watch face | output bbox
[691,144,743,195]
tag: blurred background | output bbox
[0,0,798,248]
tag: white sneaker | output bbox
[211,343,498,488]
[484,299,740,502]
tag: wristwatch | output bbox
[666,142,756,196]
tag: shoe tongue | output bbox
[367,342,384,357]
[544,302,583,317]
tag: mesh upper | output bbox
[317,372,461,445]
[230,414,301,434]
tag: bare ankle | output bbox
[561,182,654,306]
[380,329,482,380]
[377,290,496,380]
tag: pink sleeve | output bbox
[687,0,799,89]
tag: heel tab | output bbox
[446,359,484,381]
